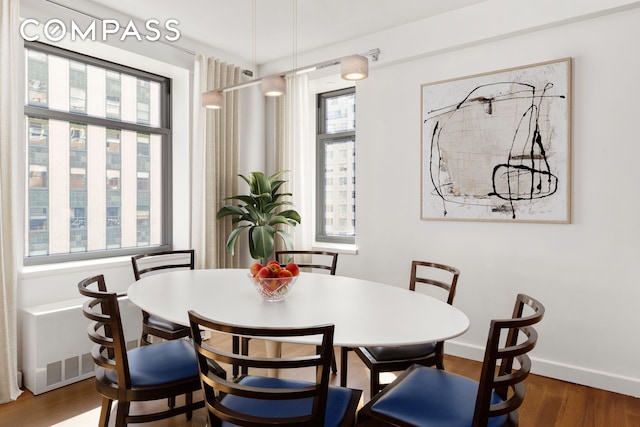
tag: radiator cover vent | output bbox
[20,296,142,395]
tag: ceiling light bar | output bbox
[202,48,380,107]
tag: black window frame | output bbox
[23,41,173,266]
[316,87,356,245]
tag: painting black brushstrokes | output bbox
[421,58,571,223]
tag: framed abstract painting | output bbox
[421,58,572,223]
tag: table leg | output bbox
[264,340,282,378]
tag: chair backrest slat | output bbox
[131,249,195,280]
[78,275,131,388]
[409,260,460,305]
[473,293,545,427]
[275,250,338,275]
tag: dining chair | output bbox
[188,310,362,427]
[356,293,545,427]
[341,260,460,397]
[131,249,195,345]
[78,274,205,427]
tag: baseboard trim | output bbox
[446,341,640,398]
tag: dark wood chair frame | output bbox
[341,260,460,397]
[236,250,340,378]
[357,293,545,427]
[275,250,339,275]
[189,310,362,427]
[131,249,195,345]
[78,275,204,427]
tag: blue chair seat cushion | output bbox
[147,314,189,332]
[106,339,198,387]
[366,342,437,361]
[219,376,354,427]
[369,366,507,427]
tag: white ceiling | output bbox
[80,0,487,64]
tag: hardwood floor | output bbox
[2,340,639,426]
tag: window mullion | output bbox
[24,106,170,136]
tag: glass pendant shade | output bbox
[262,75,286,96]
[341,54,368,80]
[201,90,223,109]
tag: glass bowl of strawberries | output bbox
[248,261,300,302]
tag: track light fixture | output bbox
[201,49,380,109]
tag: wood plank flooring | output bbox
[2,340,639,426]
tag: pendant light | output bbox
[201,90,223,109]
[262,75,286,96]
[341,54,369,80]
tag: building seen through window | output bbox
[316,88,356,244]
[24,43,170,263]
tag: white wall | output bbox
[297,3,640,396]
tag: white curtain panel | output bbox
[275,74,312,254]
[192,55,243,269]
[0,0,23,403]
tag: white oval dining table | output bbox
[127,268,470,349]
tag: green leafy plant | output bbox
[216,171,301,262]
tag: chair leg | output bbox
[232,336,240,377]
[241,337,250,375]
[435,343,445,370]
[115,400,130,427]
[140,332,152,346]
[340,347,350,387]
[208,411,223,427]
[186,392,193,420]
[319,345,337,374]
[370,367,381,399]
[99,397,112,427]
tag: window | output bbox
[24,42,171,264]
[316,87,356,244]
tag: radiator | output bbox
[20,295,142,395]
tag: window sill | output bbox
[21,255,132,279]
[312,242,358,255]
